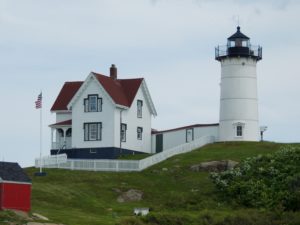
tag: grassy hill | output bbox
[25,142,300,225]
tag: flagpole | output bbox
[35,92,46,176]
[39,98,43,173]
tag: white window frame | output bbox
[137,127,143,140]
[233,122,245,138]
[137,100,143,118]
[121,123,127,142]
[84,122,102,141]
[236,125,243,137]
[186,128,194,143]
[84,95,102,112]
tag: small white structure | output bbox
[50,64,157,159]
[215,26,262,141]
[151,124,219,153]
[134,208,149,216]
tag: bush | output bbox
[210,146,300,211]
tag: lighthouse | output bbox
[215,27,262,141]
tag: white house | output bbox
[50,64,157,159]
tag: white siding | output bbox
[113,86,152,153]
[219,57,259,141]
[71,77,115,148]
[69,76,152,153]
[151,125,219,152]
[56,112,71,123]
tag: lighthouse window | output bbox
[236,125,243,137]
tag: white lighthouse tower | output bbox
[215,27,262,141]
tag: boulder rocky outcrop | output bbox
[117,189,143,203]
[190,160,239,172]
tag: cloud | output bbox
[1,0,300,166]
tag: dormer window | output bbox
[137,100,143,118]
[84,95,102,112]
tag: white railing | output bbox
[139,135,214,170]
[35,154,67,167]
[36,135,215,172]
[51,138,72,149]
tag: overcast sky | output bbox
[1,0,299,167]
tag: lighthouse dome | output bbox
[228,26,250,41]
[215,26,262,61]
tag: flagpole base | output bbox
[34,172,47,176]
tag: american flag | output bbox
[35,92,42,109]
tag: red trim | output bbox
[49,119,72,127]
[51,82,83,111]
[152,123,219,134]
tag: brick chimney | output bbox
[110,64,117,80]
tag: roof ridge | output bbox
[152,123,219,134]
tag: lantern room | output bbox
[215,26,262,61]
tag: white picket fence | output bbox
[35,135,215,172]
[35,154,67,166]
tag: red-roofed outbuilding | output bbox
[0,162,31,212]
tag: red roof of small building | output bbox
[49,119,72,127]
[51,82,83,111]
[152,123,219,134]
[51,73,144,111]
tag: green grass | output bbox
[118,153,152,160]
[26,142,300,225]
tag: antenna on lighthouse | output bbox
[233,15,240,27]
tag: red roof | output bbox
[51,73,144,111]
[51,82,83,111]
[93,73,143,107]
[152,123,219,134]
[49,119,72,127]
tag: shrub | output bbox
[210,146,300,211]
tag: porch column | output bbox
[62,128,67,147]
[51,128,54,149]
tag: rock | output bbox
[32,213,49,221]
[162,167,168,171]
[227,160,239,170]
[117,189,143,203]
[190,160,239,172]
[10,210,32,221]
[112,188,122,193]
